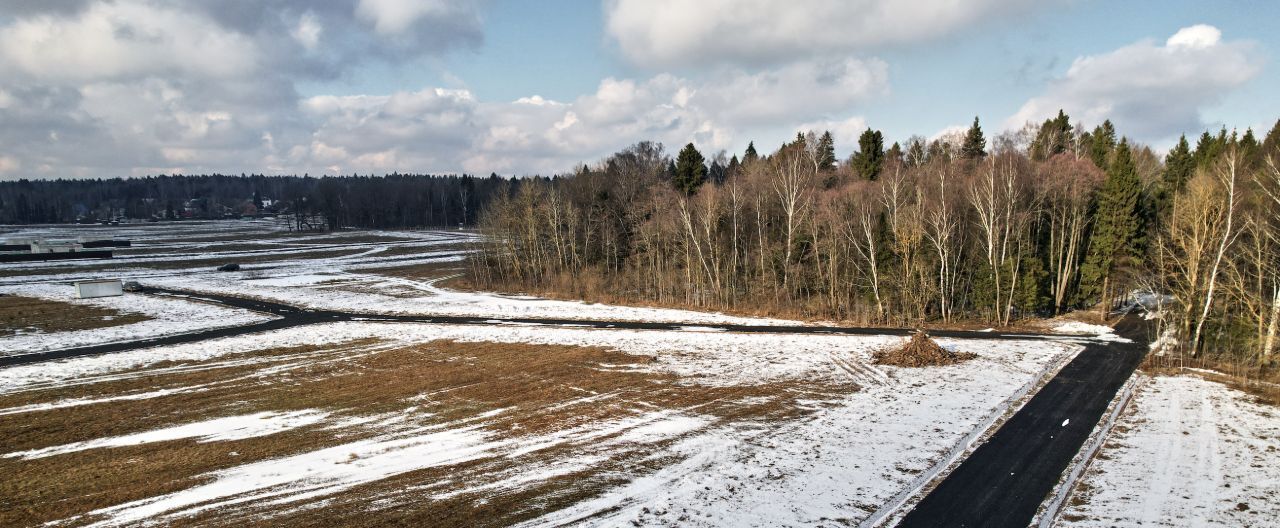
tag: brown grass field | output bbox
[0,337,848,527]
[0,295,149,338]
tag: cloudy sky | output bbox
[0,0,1276,179]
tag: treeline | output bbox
[0,173,504,229]
[471,114,1280,368]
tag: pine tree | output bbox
[961,116,987,159]
[794,132,807,149]
[852,128,885,181]
[816,131,837,171]
[1239,128,1261,167]
[673,143,707,196]
[1088,120,1116,169]
[1030,110,1071,160]
[1153,135,1195,223]
[743,141,759,163]
[905,138,926,167]
[725,155,740,181]
[1262,118,1280,155]
[1194,127,1229,169]
[886,142,904,165]
[1164,135,1194,193]
[709,160,725,185]
[1077,140,1141,307]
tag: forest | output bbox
[470,113,1280,372]
[0,173,503,230]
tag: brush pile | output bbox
[873,330,976,367]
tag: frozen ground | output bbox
[2,221,1110,526]
[2,220,793,326]
[0,322,1082,526]
[0,282,273,356]
[1057,375,1280,527]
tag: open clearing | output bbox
[1057,374,1280,527]
[2,221,1114,526]
[0,295,149,338]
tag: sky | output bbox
[0,0,1277,179]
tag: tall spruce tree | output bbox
[1262,119,1280,155]
[1088,120,1116,169]
[1194,128,1229,168]
[886,142,904,165]
[725,155,740,181]
[1239,128,1261,167]
[1163,135,1195,193]
[905,138,926,167]
[1030,110,1072,160]
[961,116,987,159]
[1152,135,1195,223]
[852,128,885,181]
[708,160,725,185]
[673,143,708,196]
[743,141,759,163]
[816,131,837,171]
[1077,140,1141,307]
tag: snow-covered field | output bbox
[0,282,273,356]
[1,320,1081,527]
[1,221,1132,526]
[1057,374,1280,527]
[1,220,793,325]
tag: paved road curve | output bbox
[2,287,1061,367]
[895,317,1149,528]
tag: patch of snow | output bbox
[1057,375,1280,527]
[146,272,798,326]
[1051,321,1131,343]
[1149,326,1179,354]
[0,282,273,356]
[75,424,496,527]
[522,339,1081,527]
[5,410,330,460]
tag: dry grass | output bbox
[1140,355,1280,406]
[0,338,845,527]
[0,295,149,337]
[873,331,977,367]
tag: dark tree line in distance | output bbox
[0,173,505,230]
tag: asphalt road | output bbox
[895,316,1149,528]
[2,287,1058,367]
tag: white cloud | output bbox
[0,0,485,178]
[0,1,889,178]
[356,0,474,35]
[0,155,19,173]
[292,12,322,50]
[0,1,258,82]
[1166,24,1221,49]
[605,0,1042,68]
[795,116,870,150]
[273,56,888,176]
[1005,24,1262,142]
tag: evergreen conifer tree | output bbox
[905,138,926,167]
[1030,110,1071,160]
[817,131,837,171]
[1088,120,1116,169]
[1077,140,1141,307]
[1262,118,1280,155]
[852,128,885,181]
[673,143,708,196]
[961,116,987,159]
